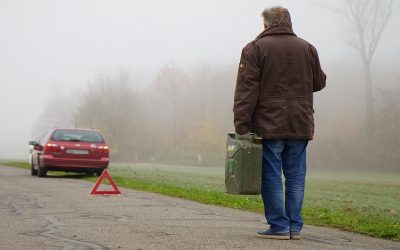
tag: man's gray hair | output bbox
[262,6,292,29]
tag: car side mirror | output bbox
[29,141,38,146]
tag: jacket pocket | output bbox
[289,99,314,135]
[254,99,289,135]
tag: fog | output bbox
[1,0,399,171]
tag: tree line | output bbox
[32,62,399,170]
[33,64,235,166]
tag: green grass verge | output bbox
[2,161,399,241]
[5,161,31,170]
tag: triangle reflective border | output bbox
[90,169,121,195]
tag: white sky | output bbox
[0,0,399,158]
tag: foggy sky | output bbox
[0,0,399,158]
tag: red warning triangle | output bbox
[90,169,121,195]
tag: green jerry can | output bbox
[225,133,262,195]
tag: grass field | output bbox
[2,161,399,241]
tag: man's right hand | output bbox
[235,132,253,140]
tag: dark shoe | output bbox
[256,229,290,240]
[290,231,301,240]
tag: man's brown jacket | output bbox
[233,26,326,140]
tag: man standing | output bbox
[233,6,326,240]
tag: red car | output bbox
[29,128,109,177]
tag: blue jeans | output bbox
[261,139,308,233]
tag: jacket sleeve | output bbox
[233,43,260,135]
[309,44,326,92]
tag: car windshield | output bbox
[51,130,104,143]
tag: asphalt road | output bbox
[0,165,399,250]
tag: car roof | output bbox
[50,128,102,133]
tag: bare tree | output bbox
[142,63,236,165]
[76,71,141,161]
[154,63,190,158]
[312,0,396,166]
[343,0,394,138]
